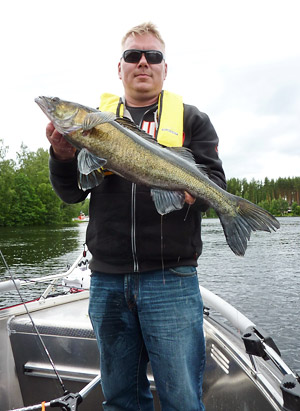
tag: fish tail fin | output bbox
[217,195,280,256]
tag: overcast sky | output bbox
[1,0,299,181]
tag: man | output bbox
[47,23,226,411]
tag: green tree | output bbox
[36,182,64,224]
[0,140,17,226]
[226,178,242,196]
[291,202,300,216]
[10,173,46,225]
[0,141,89,226]
[269,198,289,216]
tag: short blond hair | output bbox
[121,22,165,51]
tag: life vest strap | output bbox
[99,90,184,147]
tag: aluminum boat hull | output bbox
[0,262,299,410]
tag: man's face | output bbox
[118,33,167,106]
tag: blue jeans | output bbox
[88,267,205,411]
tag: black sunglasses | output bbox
[122,49,164,64]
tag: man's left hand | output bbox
[184,192,196,205]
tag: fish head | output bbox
[35,96,88,135]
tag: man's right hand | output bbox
[46,122,76,161]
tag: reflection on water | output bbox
[0,226,81,268]
[0,218,299,372]
[0,224,87,306]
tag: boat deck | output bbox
[3,291,286,410]
[0,257,299,411]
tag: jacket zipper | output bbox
[129,107,158,273]
[131,182,139,272]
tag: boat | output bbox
[72,213,90,223]
[0,250,299,411]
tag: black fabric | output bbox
[126,103,157,126]
[49,103,226,274]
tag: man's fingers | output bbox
[184,192,196,205]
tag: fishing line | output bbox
[184,204,191,221]
[160,203,191,284]
[0,249,68,396]
[160,215,165,284]
[21,278,89,291]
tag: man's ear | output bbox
[164,62,168,80]
[118,62,122,80]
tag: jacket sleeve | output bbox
[49,147,89,204]
[183,104,227,210]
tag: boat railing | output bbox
[200,284,300,410]
[200,285,297,375]
[0,252,87,294]
[200,285,255,334]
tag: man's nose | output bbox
[137,53,148,66]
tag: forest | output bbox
[0,139,299,227]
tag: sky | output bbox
[1,0,299,181]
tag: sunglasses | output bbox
[122,49,164,64]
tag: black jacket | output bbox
[49,103,226,273]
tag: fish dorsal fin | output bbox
[114,116,157,141]
[165,146,196,163]
[83,111,116,131]
[151,189,186,215]
[77,148,107,175]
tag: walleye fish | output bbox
[35,96,280,256]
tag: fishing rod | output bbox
[0,249,68,396]
[8,374,101,411]
[1,247,102,410]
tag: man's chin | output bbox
[134,84,153,94]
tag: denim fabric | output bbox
[89,267,205,411]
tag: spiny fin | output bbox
[83,111,116,131]
[164,146,195,162]
[151,189,186,215]
[114,116,155,140]
[114,116,145,132]
[78,169,104,191]
[77,148,107,175]
[218,195,280,256]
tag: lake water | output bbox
[0,217,299,373]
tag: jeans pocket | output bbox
[169,266,197,277]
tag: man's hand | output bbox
[184,192,196,205]
[46,122,76,161]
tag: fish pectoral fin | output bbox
[83,111,116,131]
[77,148,106,190]
[77,148,107,175]
[151,189,186,215]
[78,169,104,191]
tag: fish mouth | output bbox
[35,96,81,134]
[35,96,55,119]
